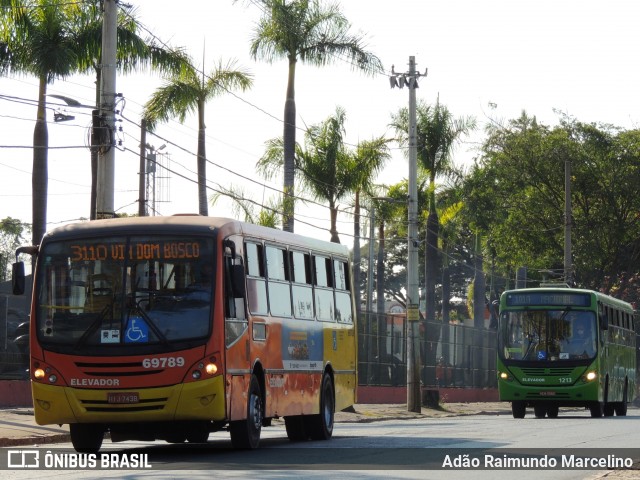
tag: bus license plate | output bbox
[539,391,556,396]
[107,392,139,404]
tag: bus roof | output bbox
[501,287,634,312]
[40,215,351,257]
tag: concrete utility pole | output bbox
[96,0,118,219]
[390,56,426,412]
[138,119,147,217]
[564,157,573,285]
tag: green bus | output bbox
[497,287,636,418]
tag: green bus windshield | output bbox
[500,309,597,361]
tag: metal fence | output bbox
[358,312,498,389]
[0,295,30,379]
[0,300,498,386]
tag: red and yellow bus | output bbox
[12,216,357,452]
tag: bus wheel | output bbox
[230,374,263,449]
[285,415,308,441]
[614,385,628,416]
[306,373,335,440]
[603,403,615,417]
[546,405,559,418]
[533,405,546,418]
[186,423,210,443]
[70,423,104,454]
[589,402,603,417]
[511,401,526,418]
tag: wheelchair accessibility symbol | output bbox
[125,317,149,343]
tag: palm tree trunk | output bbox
[423,186,440,386]
[282,58,297,233]
[473,233,486,328]
[329,203,339,243]
[353,190,362,319]
[197,98,208,216]
[32,76,49,247]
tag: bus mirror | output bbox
[231,264,246,298]
[12,261,25,295]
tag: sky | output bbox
[1,0,639,245]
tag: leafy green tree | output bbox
[0,218,29,281]
[465,112,640,300]
[246,0,382,233]
[143,58,253,216]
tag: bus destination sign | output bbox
[70,241,202,262]
[506,292,591,307]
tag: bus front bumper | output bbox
[32,375,226,426]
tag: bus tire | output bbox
[306,373,335,440]
[603,403,614,417]
[70,423,104,454]
[186,422,210,443]
[230,374,263,449]
[614,383,628,416]
[511,401,526,418]
[589,402,603,417]
[284,415,308,441]
[533,405,546,418]
[546,404,559,418]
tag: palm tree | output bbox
[211,185,281,228]
[350,137,391,318]
[390,98,476,323]
[258,106,360,243]
[143,58,253,216]
[72,2,190,219]
[247,0,382,233]
[0,0,86,247]
[0,0,191,246]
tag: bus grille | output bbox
[520,367,576,376]
[79,397,169,413]
[74,360,163,377]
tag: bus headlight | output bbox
[34,368,46,380]
[499,371,511,381]
[205,363,218,375]
[582,371,597,382]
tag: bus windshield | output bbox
[36,235,214,351]
[500,309,597,361]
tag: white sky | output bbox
[1,0,639,244]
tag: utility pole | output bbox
[96,0,117,219]
[138,119,147,217]
[390,56,426,412]
[564,157,573,285]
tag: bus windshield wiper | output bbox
[131,304,170,346]
[74,304,112,350]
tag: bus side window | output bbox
[225,243,248,347]
[334,259,353,323]
[265,245,292,317]
[313,254,334,321]
[291,250,314,320]
[245,241,268,315]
